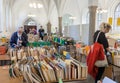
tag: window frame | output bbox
[113,2,120,30]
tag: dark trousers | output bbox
[95,67,105,83]
[40,36,44,40]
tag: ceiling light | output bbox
[29,3,43,9]
[33,3,37,8]
[38,3,43,8]
[28,14,36,17]
[97,8,108,13]
[29,3,33,8]
[69,17,76,20]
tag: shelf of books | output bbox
[9,46,87,83]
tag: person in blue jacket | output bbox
[10,27,28,48]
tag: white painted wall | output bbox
[0,0,120,41]
[63,25,81,41]
[50,6,58,29]
[63,0,80,25]
[0,0,2,32]
[12,0,48,31]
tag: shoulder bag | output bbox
[94,31,108,67]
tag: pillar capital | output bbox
[88,5,97,10]
[88,0,98,7]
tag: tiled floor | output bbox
[0,66,23,83]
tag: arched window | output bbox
[62,14,74,36]
[96,12,102,30]
[62,14,73,26]
[114,3,120,30]
[86,12,89,24]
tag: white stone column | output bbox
[6,2,9,32]
[9,7,12,33]
[0,0,3,32]
[6,1,12,33]
[1,0,7,32]
[0,0,4,32]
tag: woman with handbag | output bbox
[87,22,112,83]
[93,22,112,83]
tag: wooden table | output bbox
[0,55,10,60]
[0,55,11,66]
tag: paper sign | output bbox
[63,51,68,56]
[117,17,120,26]
[76,44,81,48]
[102,77,117,83]
[108,17,112,25]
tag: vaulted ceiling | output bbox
[6,0,88,27]
[0,0,119,32]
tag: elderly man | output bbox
[10,27,28,48]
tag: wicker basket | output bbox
[103,66,113,79]
[103,54,120,79]
[113,56,120,69]
[113,56,120,82]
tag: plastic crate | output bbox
[103,66,113,79]
[113,56,120,76]
[0,46,7,55]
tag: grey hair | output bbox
[17,26,24,32]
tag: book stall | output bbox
[108,48,120,82]
[7,34,120,83]
[9,41,88,83]
[107,33,120,82]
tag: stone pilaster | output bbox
[58,17,62,36]
[47,22,51,35]
[88,6,97,45]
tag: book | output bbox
[80,63,87,78]
[71,58,82,79]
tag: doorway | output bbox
[24,18,37,34]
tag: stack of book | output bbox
[9,47,87,82]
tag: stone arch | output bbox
[107,0,120,31]
[23,17,39,34]
[108,0,120,17]
[23,18,37,26]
